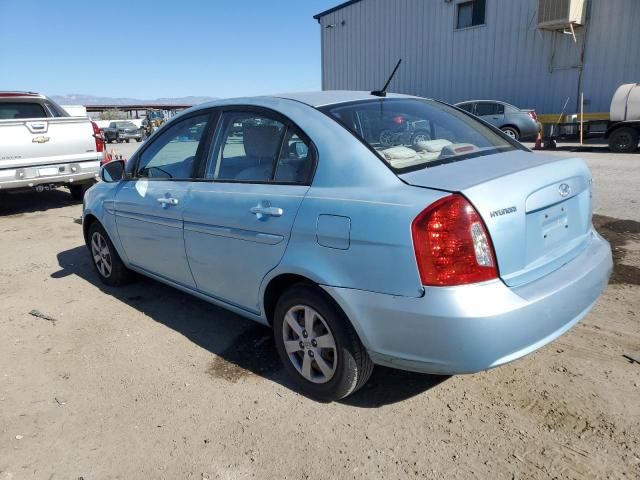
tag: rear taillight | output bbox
[412,194,498,286]
[91,121,105,153]
[528,111,538,122]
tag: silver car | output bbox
[84,91,611,401]
[455,100,541,141]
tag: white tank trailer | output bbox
[547,83,640,153]
[604,83,640,153]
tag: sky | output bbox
[0,0,340,99]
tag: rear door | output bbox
[114,112,211,287]
[476,102,505,127]
[182,108,314,312]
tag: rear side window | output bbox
[476,103,504,116]
[45,101,69,117]
[0,102,47,119]
[206,111,313,184]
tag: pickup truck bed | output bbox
[0,92,104,199]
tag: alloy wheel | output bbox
[91,231,112,278]
[282,305,337,384]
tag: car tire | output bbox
[273,285,373,401]
[88,222,133,286]
[608,127,639,153]
[379,129,395,147]
[501,126,520,140]
[69,182,92,201]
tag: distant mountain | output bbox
[51,94,218,106]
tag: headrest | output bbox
[243,124,282,159]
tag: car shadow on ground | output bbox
[0,189,80,216]
[53,244,447,407]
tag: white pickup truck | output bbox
[0,92,104,199]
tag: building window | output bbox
[456,0,486,29]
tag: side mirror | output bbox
[100,159,126,183]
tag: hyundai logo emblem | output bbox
[558,183,571,197]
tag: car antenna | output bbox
[371,59,402,98]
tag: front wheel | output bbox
[609,127,639,153]
[88,222,133,286]
[273,285,373,401]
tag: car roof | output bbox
[0,91,44,99]
[270,91,419,107]
[196,91,421,110]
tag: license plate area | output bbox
[38,167,58,176]
[524,194,589,267]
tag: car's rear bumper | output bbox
[0,160,100,191]
[322,229,612,375]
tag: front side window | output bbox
[136,114,209,179]
[456,0,486,29]
[0,102,47,119]
[324,98,519,171]
[206,112,313,184]
[457,103,474,113]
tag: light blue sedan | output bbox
[83,91,612,400]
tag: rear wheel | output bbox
[273,285,373,401]
[69,182,93,201]
[609,127,639,153]
[88,222,133,286]
[501,126,520,140]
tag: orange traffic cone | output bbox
[102,150,112,165]
[533,131,543,150]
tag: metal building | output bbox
[314,0,640,117]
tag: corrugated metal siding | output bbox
[319,0,640,114]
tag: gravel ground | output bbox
[0,145,638,479]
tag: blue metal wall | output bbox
[318,0,640,114]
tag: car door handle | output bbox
[157,197,179,206]
[250,206,283,217]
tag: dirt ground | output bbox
[1,145,639,479]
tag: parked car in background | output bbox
[101,121,142,143]
[84,91,611,401]
[455,100,540,141]
[0,91,103,199]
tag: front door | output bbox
[183,110,315,312]
[115,113,211,288]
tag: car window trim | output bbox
[196,105,318,187]
[128,109,218,182]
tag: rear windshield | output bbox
[115,122,136,128]
[0,102,47,120]
[322,99,521,171]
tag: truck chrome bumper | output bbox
[0,160,100,191]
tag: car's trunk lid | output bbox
[400,150,593,287]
